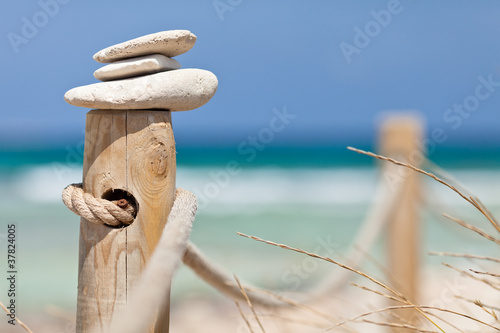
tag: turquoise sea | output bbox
[1,146,499,315]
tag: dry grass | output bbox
[228,147,500,332]
[235,300,255,333]
[237,232,447,332]
[429,251,500,264]
[0,300,33,332]
[234,274,266,333]
[237,231,500,331]
[347,146,500,233]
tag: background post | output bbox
[379,115,424,331]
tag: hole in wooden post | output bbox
[101,189,139,227]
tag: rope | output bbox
[181,164,405,306]
[62,183,135,227]
[63,162,404,316]
[183,241,284,308]
[62,182,286,308]
[105,188,197,333]
[312,162,405,296]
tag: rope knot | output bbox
[62,183,136,227]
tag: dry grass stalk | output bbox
[183,242,286,308]
[350,282,463,332]
[442,263,500,291]
[228,147,500,332]
[0,300,33,333]
[327,305,411,330]
[237,233,444,332]
[429,251,500,263]
[327,304,500,332]
[349,282,404,304]
[237,233,405,301]
[235,300,255,333]
[471,196,500,227]
[347,146,500,234]
[340,146,500,331]
[352,244,400,290]
[455,295,500,313]
[239,286,360,332]
[234,274,266,333]
[420,310,466,333]
[361,319,439,332]
[258,313,328,329]
[470,269,500,278]
[239,285,340,325]
[442,213,500,246]
[472,299,499,321]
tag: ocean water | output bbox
[0,147,499,313]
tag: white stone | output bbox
[93,54,181,81]
[93,30,196,63]
[64,69,218,111]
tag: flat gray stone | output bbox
[93,30,196,63]
[64,69,217,111]
[94,54,181,81]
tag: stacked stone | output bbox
[64,30,218,111]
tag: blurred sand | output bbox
[5,265,500,333]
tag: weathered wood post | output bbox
[78,110,176,332]
[63,30,218,333]
[378,115,423,330]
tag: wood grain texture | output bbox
[77,110,176,333]
[379,116,423,332]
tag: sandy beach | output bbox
[4,262,500,333]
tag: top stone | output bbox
[93,30,197,63]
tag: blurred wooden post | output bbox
[77,110,176,333]
[379,115,423,331]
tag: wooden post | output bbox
[76,110,176,333]
[378,115,423,331]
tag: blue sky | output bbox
[1,0,500,149]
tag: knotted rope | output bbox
[62,183,135,227]
[62,183,284,332]
[61,183,285,308]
